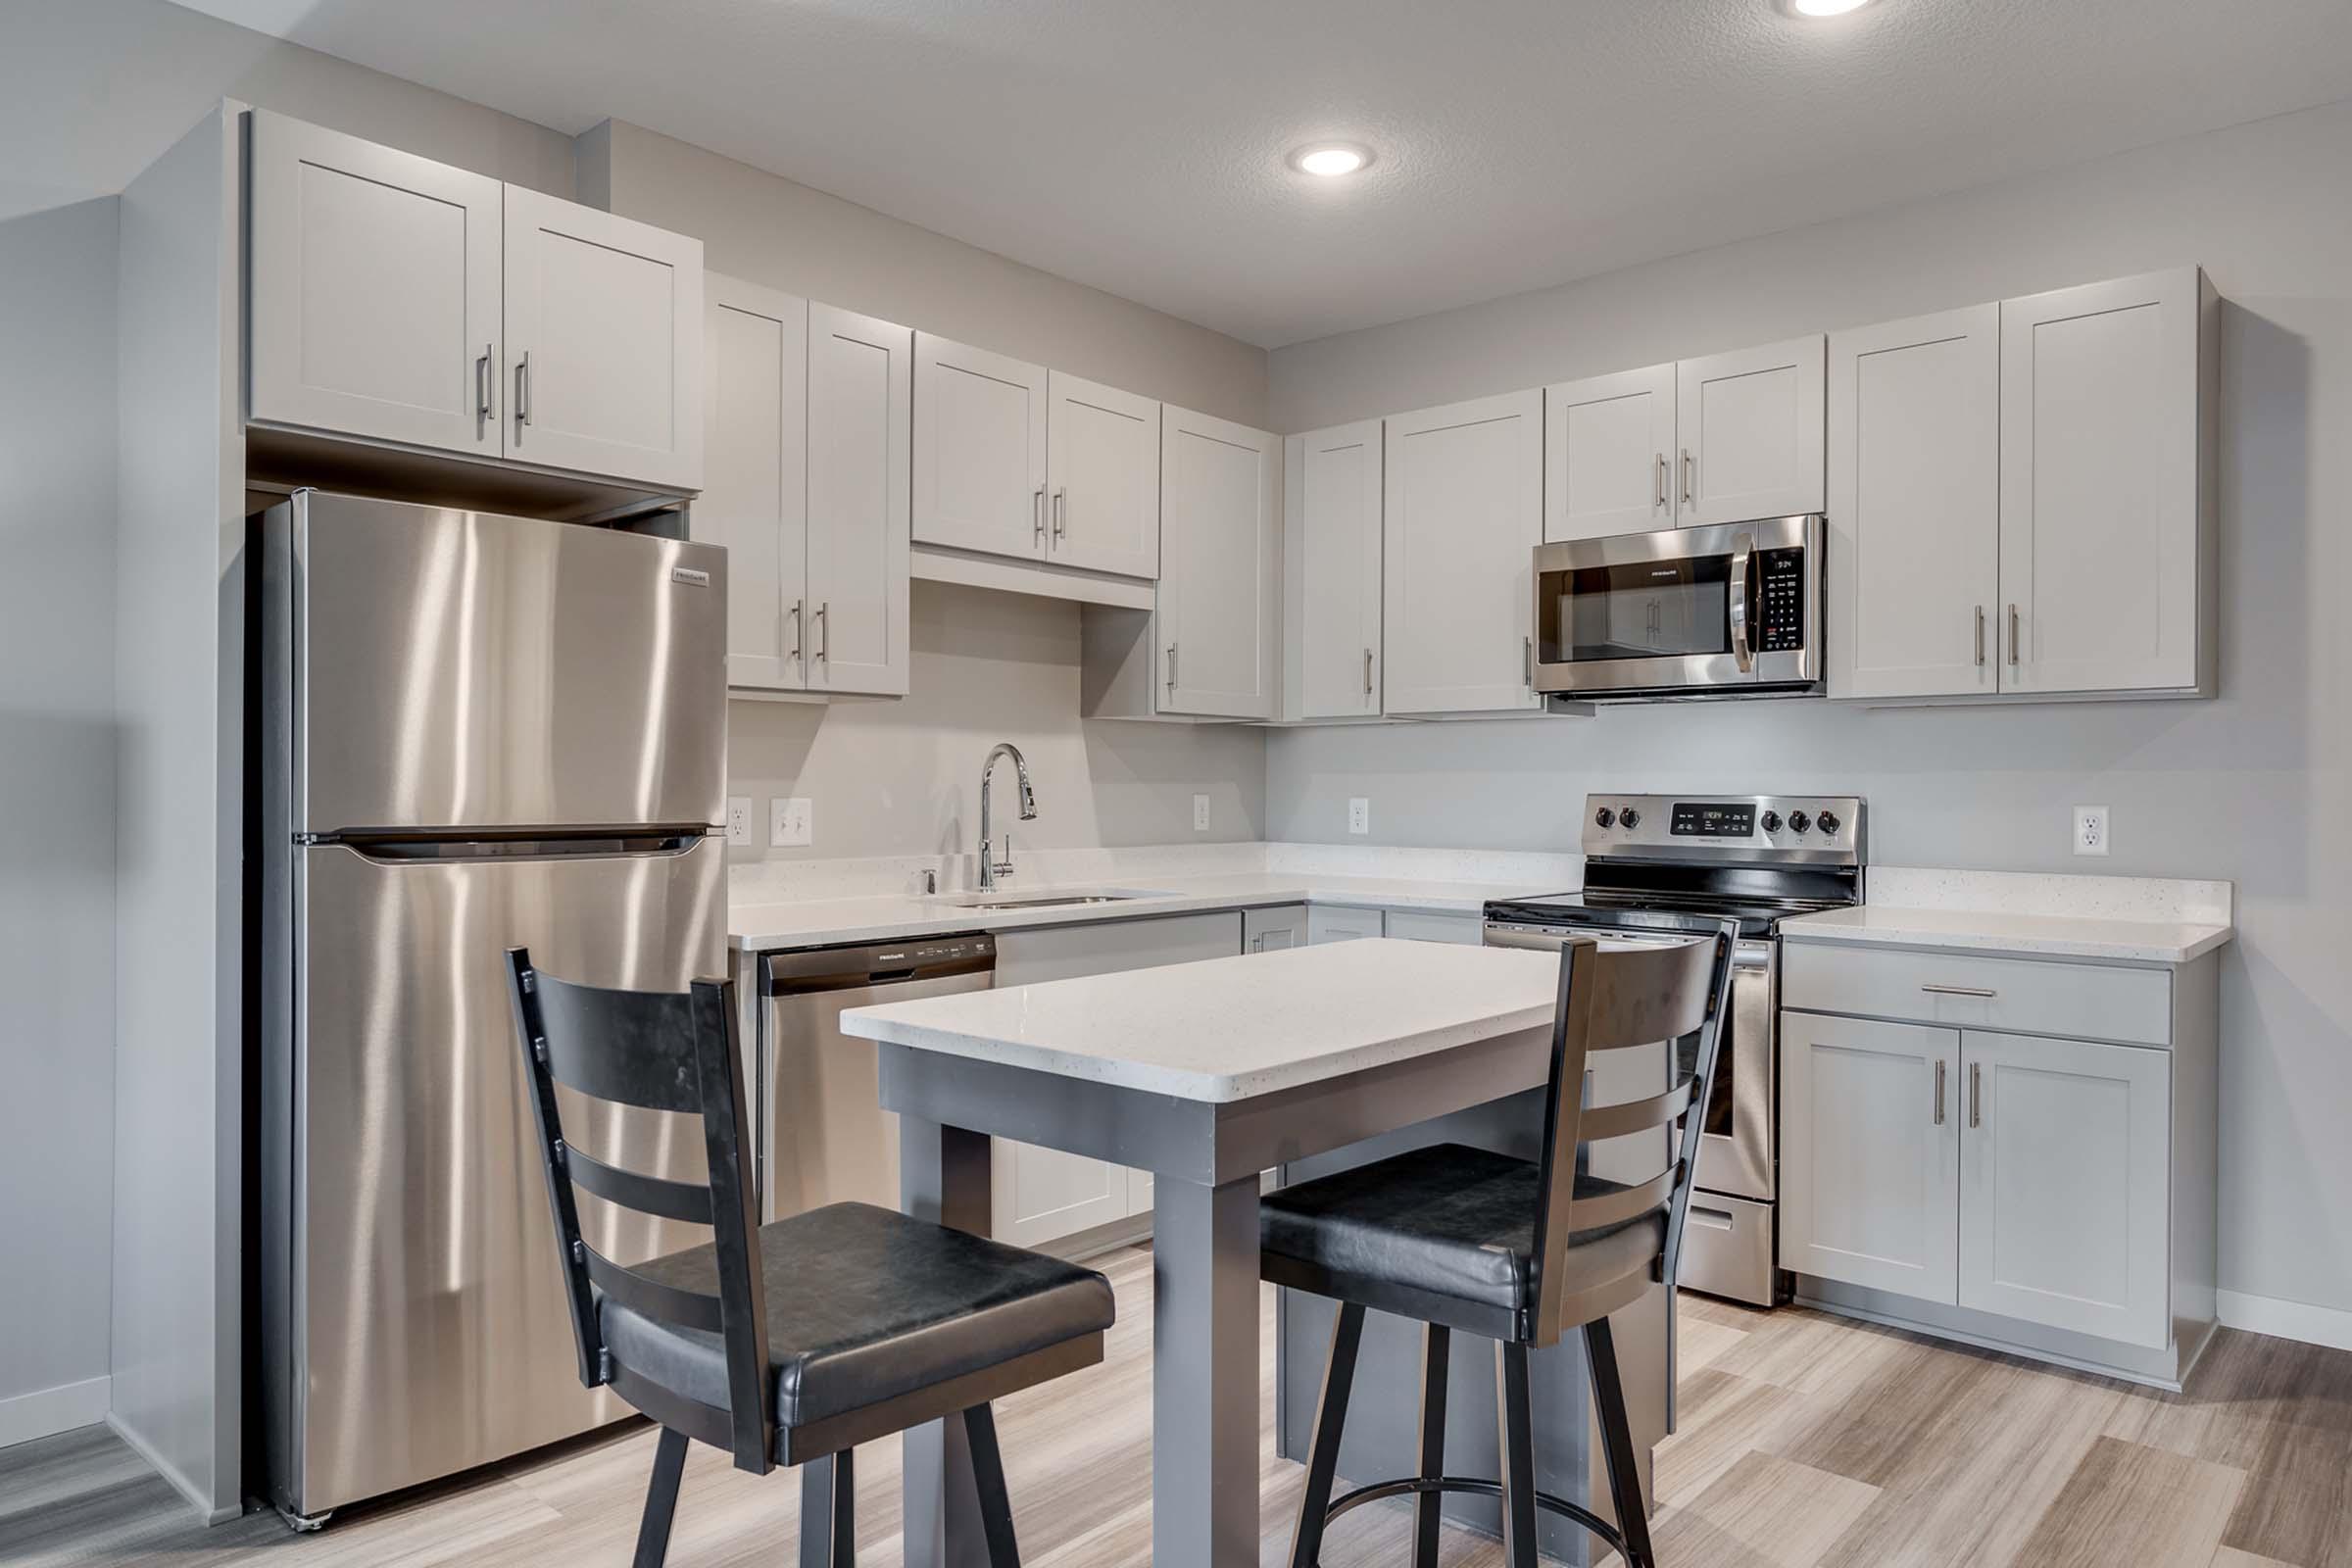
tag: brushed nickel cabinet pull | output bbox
[1524,635,1534,686]
[1921,983,1997,998]
[1166,642,1178,693]
[1655,452,1668,511]
[475,344,493,429]
[1363,646,1374,698]
[814,602,829,662]
[788,600,805,662]
[1681,448,1693,507]
[1033,485,1046,545]
[1974,605,1986,667]
[1969,1061,1983,1129]
[1053,488,1067,543]
[514,350,532,429]
[1934,1058,1946,1126]
[2007,603,2020,667]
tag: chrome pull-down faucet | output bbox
[978,742,1038,891]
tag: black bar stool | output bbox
[1259,924,1738,1568]
[505,949,1115,1567]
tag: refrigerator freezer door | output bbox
[286,491,727,835]
[279,835,723,1516]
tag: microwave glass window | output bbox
[1541,557,1732,663]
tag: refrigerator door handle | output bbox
[327,830,713,862]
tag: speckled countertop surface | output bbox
[1783,867,2234,963]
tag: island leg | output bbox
[1153,1174,1261,1567]
[900,1115,994,1568]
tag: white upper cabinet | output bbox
[1828,306,2000,700]
[1676,335,1825,527]
[1999,268,2211,696]
[913,333,1050,561]
[502,187,703,491]
[1046,371,1161,577]
[1284,421,1385,720]
[805,304,912,697]
[248,110,503,457]
[1544,363,1677,541]
[1780,1011,1961,1305]
[1958,1031,2172,1348]
[700,275,809,693]
[1157,408,1279,719]
[1382,391,1544,715]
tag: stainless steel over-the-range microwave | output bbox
[1531,514,1824,701]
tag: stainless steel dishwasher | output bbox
[758,933,996,1222]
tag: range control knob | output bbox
[1787,810,1813,834]
[1816,809,1842,836]
[1759,809,1784,834]
[1593,807,1616,829]
[1619,807,1642,830]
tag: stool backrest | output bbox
[1528,924,1738,1348]
[505,948,774,1472]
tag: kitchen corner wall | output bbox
[1266,97,2352,1326]
[581,120,1274,866]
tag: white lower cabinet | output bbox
[1384,909,1483,945]
[1780,1012,1960,1303]
[1244,905,1309,953]
[990,911,1241,1247]
[1307,906,1383,944]
[1958,1030,2172,1348]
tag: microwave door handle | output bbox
[1728,530,1754,673]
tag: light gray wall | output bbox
[1266,97,2352,1321]
[111,104,241,1516]
[0,196,118,1441]
[1,0,575,220]
[582,120,1267,428]
[728,581,1265,862]
[583,119,1275,860]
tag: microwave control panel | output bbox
[1755,549,1806,653]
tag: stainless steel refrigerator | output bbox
[256,490,728,1522]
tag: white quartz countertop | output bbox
[729,870,1555,952]
[840,937,1579,1102]
[1781,865,2234,964]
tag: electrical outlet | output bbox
[1193,793,1210,832]
[771,796,813,848]
[2074,805,2111,857]
[1348,797,1370,835]
[725,796,753,847]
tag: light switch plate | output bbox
[771,796,813,848]
[725,797,753,847]
[1348,797,1370,835]
[1193,793,1210,832]
[2074,805,2110,857]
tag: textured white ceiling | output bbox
[145,0,2352,344]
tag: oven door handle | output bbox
[1728,529,1755,673]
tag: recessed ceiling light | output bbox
[1784,0,1876,15]
[1290,143,1373,177]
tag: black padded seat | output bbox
[600,1201,1115,1431]
[1260,1143,1662,1342]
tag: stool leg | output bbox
[632,1427,689,1568]
[963,1404,1022,1568]
[1412,1324,1450,1568]
[1494,1342,1539,1568]
[1586,1317,1656,1568]
[1289,1301,1365,1568]
[799,1446,856,1568]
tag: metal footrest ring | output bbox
[1317,1473,1629,1559]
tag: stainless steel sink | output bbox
[952,893,1149,910]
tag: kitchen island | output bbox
[842,936,1670,1568]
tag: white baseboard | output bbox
[2219,1289,2352,1353]
[0,1375,111,1451]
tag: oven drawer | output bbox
[1782,941,2172,1048]
[1678,1191,1777,1307]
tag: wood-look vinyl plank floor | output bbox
[7,1247,2349,1568]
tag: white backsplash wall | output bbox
[1266,96,2352,1328]
[728,579,1267,863]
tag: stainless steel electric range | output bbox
[1483,793,1866,1306]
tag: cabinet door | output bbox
[247,110,502,456]
[1385,910,1482,945]
[913,333,1049,561]
[805,304,911,697]
[1158,408,1280,718]
[1959,1031,2172,1348]
[699,275,808,692]
[503,186,704,490]
[1283,422,1384,719]
[1544,364,1677,541]
[1676,335,1825,527]
[1307,906,1384,945]
[1998,269,2204,695]
[992,912,1240,1244]
[1827,306,1999,700]
[1244,905,1309,953]
[1047,371,1161,577]
[1780,1011,1960,1304]
[1382,391,1544,714]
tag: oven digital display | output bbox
[1671,803,1755,837]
